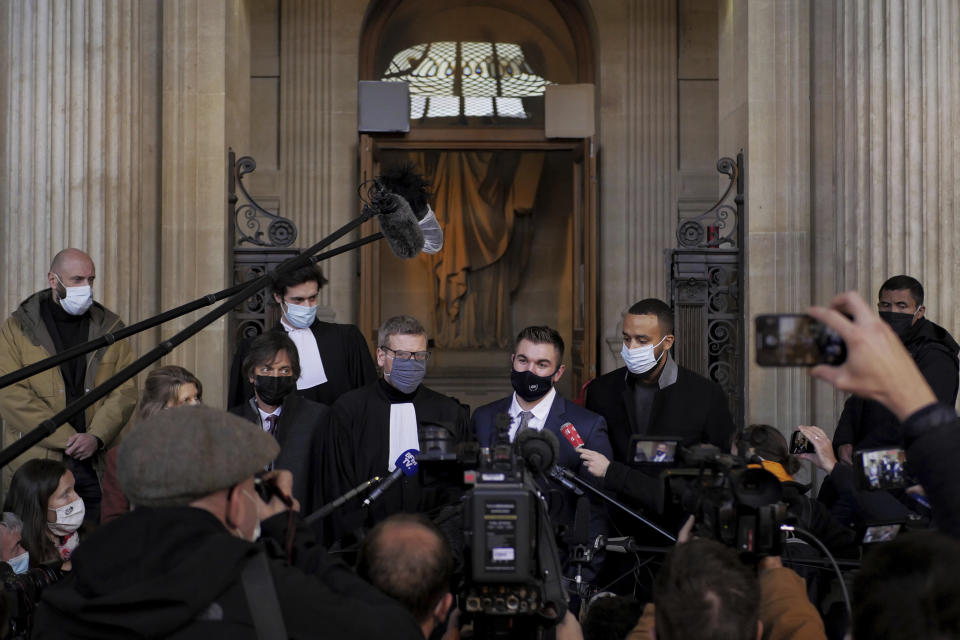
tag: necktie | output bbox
[516,411,534,437]
[265,415,278,436]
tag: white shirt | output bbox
[280,316,328,389]
[251,399,282,433]
[388,403,420,471]
[507,387,557,442]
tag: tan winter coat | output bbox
[0,290,138,492]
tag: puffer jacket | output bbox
[0,290,138,490]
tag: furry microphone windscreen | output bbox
[373,190,425,258]
[376,163,431,221]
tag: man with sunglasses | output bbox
[324,315,469,537]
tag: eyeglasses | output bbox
[380,346,431,361]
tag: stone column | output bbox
[0,0,162,357]
[720,0,813,430]
[160,0,250,405]
[833,0,960,345]
[279,0,365,319]
[594,0,678,373]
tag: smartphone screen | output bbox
[862,523,902,544]
[789,430,816,455]
[856,448,908,490]
[755,314,847,367]
[631,438,679,464]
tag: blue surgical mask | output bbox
[8,550,29,574]
[282,301,317,329]
[386,357,426,394]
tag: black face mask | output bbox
[879,311,917,338]
[511,368,555,402]
[254,375,297,406]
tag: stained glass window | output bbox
[381,41,550,120]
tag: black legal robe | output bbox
[325,379,469,537]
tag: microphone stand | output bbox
[0,214,381,469]
[0,232,385,393]
[555,467,677,543]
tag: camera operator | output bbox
[627,519,826,640]
[31,405,423,639]
[807,291,960,538]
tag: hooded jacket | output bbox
[33,506,423,639]
[835,316,960,450]
[0,290,138,489]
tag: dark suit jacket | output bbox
[230,393,330,515]
[471,393,612,581]
[585,364,735,465]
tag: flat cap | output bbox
[117,404,280,508]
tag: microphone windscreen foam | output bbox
[376,163,431,221]
[375,192,424,258]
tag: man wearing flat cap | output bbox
[32,405,423,640]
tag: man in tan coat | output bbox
[0,249,138,522]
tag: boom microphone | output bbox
[362,449,419,508]
[516,428,559,473]
[369,185,425,259]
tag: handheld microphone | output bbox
[305,476,381,524]
[550,465,584,496]
[362,449,419,508]
[560,422,584,448]
[604,536,642,554]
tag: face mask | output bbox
[240,490,262,542]
[880,310,918,338]
[48,497,85,536]
[621,336,667,375]
[282,301,317,329]
[55,274,93,316]
[386,357,427,394]
[419,206,444,255]
[511,368,555,402]
[8,550,29,574]
[254,375,297,406]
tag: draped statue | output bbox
[409,151,545,349]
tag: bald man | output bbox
[0,249,138,523]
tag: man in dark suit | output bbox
[584,298,735,466]
[229,331,328,515]
[227,264,377,408]
[471,325,612,585]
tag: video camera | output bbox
[417,415,569,638]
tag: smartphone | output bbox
[855,447,908,490]
[861,522,903,544]
[755,314,847,367]
[789,430,816,455]
[630,437,679,465]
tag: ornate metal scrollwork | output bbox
[233,155,298,247]
[676,157,740,249]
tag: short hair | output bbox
[137,366,203,422]
[514,326,565,362]
[879,275,924,307]
[270,264,327,299]
[243,331,301,380]
[654,538,760,640]
[738,424,800,475]
[627,298,674,336]
[852,531,960,639]
[582,594,646,640]
[0,512,23,534]
[2,460,69,565]
[378,315,426,349]
[356,514,454,624]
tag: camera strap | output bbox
[240,551,289,640]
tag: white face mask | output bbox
[621,336,667,375]
[48,497,85,536]
[55,274,93,316]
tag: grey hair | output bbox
[378,315,426,348]
[0,511,23,533]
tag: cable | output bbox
[782,524,852,619]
